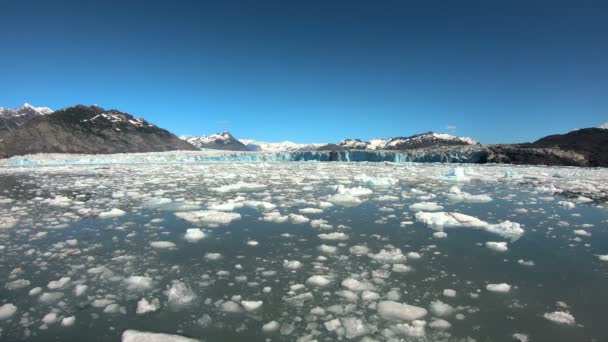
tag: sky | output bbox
[1,0,607,144]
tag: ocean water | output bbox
[0,162,607,341]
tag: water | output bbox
[0,162,607,341]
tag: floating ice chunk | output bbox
[485,221,524,242]
[598,255,608,262]
[283,260,303,270]
[261,211,289,223]
[512,333,530,342]
[429,300,455,317]
[310,219,333,229]
[318,232,348,240]
[415,211,487,229]
[243,200,276,211]
[433,231,447,239]
[0,303,17,320]
[377,301,427,321]
[42,312,58,325]
[342,278,375,292]
[391,320,427,337]
[324,318,342,332]
[74,284,88,297]
[241,300,263,312]
[47,277,71,290]
[355,174,399,187]
[29,287,42,296]
[61,316,75,327]
[137,298,160,314]
[445,186,492,203]
[369,248,407,263]
[212,181,266,193]
[143,197,173,209]
[543,311,576,326]
[486,283,511,293]
[299,207,323,214]
[220,301,243,313]
[204,253,222,261]
[288,214,310,224]
[327,194,362,207]
[122,330,200,342]
[125,276,153,291]
[98,208,126,219]
[392,264,413,273]
[446,167,470,181]
[337,186,373,196]
[175,210,241,226]
[262,321,281,333]
[6,279,31,290]
[39,292,64,304]
[340,317,370,338]
[349,245,370,255]
[184,228,206,242]
[573,230,591,237]
[443,289,456,297]
[150,241,176,249]
[409,202,444,212]
[246,240,259,246]
[485,241,508,252]
[165,281,197,308]
[518,259,535,267]
[558,201,576,209]
[429,319,451,330]
[407,252,421,259]
[284,292,314,306]
[361,290,380,301]
[306,275,332,287]
[318,244,337,254]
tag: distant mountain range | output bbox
[1,103,607,166]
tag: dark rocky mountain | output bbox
[0,105,198,158]
[182,131,249,151]
[486,128,608,167]
[0,103,53,134]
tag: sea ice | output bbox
[98,208,127,219]
[485,241,508,252]
[306,275,332,287]
[377,301,428,321]
[136,298,160,314]
[121,330,200,342]
[543,311,576,326]
[184,228,206,242]
[0,303,17,320]
[150,241,176,249]
[486,283,511,293]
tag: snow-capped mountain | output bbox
[0,103,53,132]
[0,105,197,158]
[239,139,322,152]
[317,132,478,151]
[182,131,248,151]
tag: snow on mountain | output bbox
[240,139,323,152]
[183,131,248,151]
[381,132,478,150]
[0,103,53,131]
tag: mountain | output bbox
[0,105,197,158]
[487,128,608,167]
[317,132,478,151]
[182,131,248,151]
[0,103,53,134]
[240,139,322,152]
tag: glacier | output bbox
[0,147,488,167]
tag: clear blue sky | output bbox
[1,0,607,143]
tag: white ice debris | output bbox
[61,316,76,327]
[369,248,407,263]
[47,277,71,290]
[416,212,524,241]
[150,241,176,249]
[211,181,266,193]
[327,194,362,207]
[409,202,444,212]
[377,301,428,321]
[184,228,206,242]
[136,298,161,314]
[175,210,241,226]
[98,208,126,219]
[241,300,263,312]
[165,281,197,308]
[121,330,200,342]
[429,300,455,317]
[485,241,508,252]
[443,289,457,298]
[318,232,349,240]
[219,301,242,313]
[0,304,17,320]
[445,186,492,203]
[598,255,608,262]
[486,283,511,293]
[306,275,332,287]
[262,321,281,333]
[341,278,375,292]
[125,276,153,291]
[543,311,576,326]
[283,260,303,270]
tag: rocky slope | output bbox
[317,132,478,151]
[0,105,197,158]
[0,103,53,134]
[486,128,608,167]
